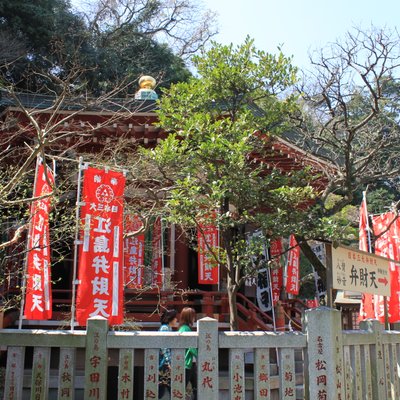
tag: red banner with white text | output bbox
[198,223,219,285]
[359,195,375,320]
[270,239,283,305]
[306,299,319,308]
[285,235,300,295]
[372,212,400,323]
[124,215,145,289]
[151,217,163,286]
[76,167,125,326]
[24,159,54,320]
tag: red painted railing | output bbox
[1,287,308,331]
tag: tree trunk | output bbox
[221,217,239,331]
[227,272,238,331]
[295,235,327,283]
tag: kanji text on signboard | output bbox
[332,245,391,296]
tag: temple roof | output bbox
[0,90,159,114]
[0,89,334,172]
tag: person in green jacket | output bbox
[178,307,197,400]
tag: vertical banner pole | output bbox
[170,223,175,286]
[70,157,84,331]
[363,191,372,253]
[267,266,277,332]
[52,159,57,181]
[161,218,165,291]
[217,226,220,292]
[325,243,333,308]
[18,157,41,329]
[283,240,288,291]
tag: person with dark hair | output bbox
[158,309,178,399]
[178,307,198,400]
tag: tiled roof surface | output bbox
[0,90,159,113]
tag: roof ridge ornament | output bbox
[135,75,158,100]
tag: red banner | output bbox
[24,159,54,320]
[124,215,145,289]
[372,212,400,323]
[198,222,219,285]
[306,299,319,308]
[359,195,370,252]
[151,217,163,286]
[285,235,300,295]
[359,195,375,320]
[270,239,283,305]
[76,167,125,326]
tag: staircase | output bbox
[3,288,308,331]
[123,289,308,332]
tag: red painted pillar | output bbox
[174,227,189,289]
[202,293,214,317]
[275,301,286,332]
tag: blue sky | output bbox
[202,0,400,69]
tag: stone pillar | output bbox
[303,307,345,400]
[4,346,25,400]
[197,317,219,400]
[359,319,386,400]
[58,348,75,400]
[31,347,50,400]
[84,317,108,400]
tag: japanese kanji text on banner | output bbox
[332,245,391,296]
[198,222,219,285]
[76,167,125,326]
[124,215,144,289]
[151,217,163,286]
[24,159,55,320]
[285,235,300,295]
[270,239,283,304]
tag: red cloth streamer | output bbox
[270,239,283,305]
[372,212,400,323]
[198,221,219,285]
[124,215,145,289]
[285,235,300,295]
[359,195,375,320]
[151,217,163,286]
[24,159,54,320]
[76,167,125,326]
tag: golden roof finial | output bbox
[135,75,158,100]
[139,75,156,90]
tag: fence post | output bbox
[84,316,109,400]
[303,307,345,400]
[359,319,385,400]
[197,317,219,400]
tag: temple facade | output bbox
[0,78,330,330]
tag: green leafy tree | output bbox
[135,38,314,330]
[0,0,214,93]
[289,26,400,286]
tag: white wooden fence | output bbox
[0,307,399,399]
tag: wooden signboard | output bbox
[332,245,391,296]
